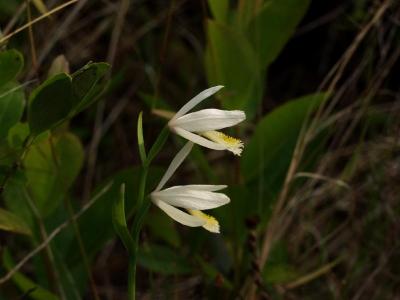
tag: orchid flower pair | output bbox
[150,86,245,233]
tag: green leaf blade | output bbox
[0,82,25,140]
[0,208,31,235]
[241,93,327,185]
[0,49,24,88]
[112,183,135,255]
[28,73,74,135]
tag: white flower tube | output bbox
[168,86,246,156]
[150,142,230,233]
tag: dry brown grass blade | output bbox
[243,1,393,298]
[0,0,78,45]
[284,258,342,290]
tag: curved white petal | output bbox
[155,141,193,191]
[172,86,224,120]
[160,185,227,193]
[173,127,227,151]
[152,189,230,210]
[153,199,205,227]
[171,109,245,132]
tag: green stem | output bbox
[128,199,151,300]
[126,126,169,299]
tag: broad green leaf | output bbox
[0,207,31,235]
[248,0,310,67]
[205,20,262,115]
[241,93,327,188]
[28,73,74,135]
[7,122,29,149]
[28,63,109,135]
[236,0,263,27]
[138,244,192,275]
[208,0,229,22]
[0,82,25,140]
[71,62,110,113]
[0,49,23,87]
[23,132,84,217]
[3,171,35,232]
[3,250,59,300]
[112,184,135,254]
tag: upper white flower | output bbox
[168,86,246,156]
[150,142,230,233]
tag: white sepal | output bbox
[170,109,245,132]
[172,85,224,120]
[155,141,193,192]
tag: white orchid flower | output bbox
[168,86,246,156]
[150,142,230,233]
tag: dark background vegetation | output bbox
[0,0,400,299]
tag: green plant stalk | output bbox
[128,194,151,300]
[127,126,169,300]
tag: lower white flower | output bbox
[168,86,246,156]
[150,142,230,233]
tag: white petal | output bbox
[172,86,224,120]
[171,109,245,132]
[173,127,227,151]
[152,189,230,210]
[153,199,205,227]
[155,141,193,191]
[161,185,227,193]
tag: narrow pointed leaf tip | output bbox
[137,111,146,164]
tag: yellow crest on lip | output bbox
[189,210,220,233]
[201,130,244,156]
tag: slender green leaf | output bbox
[137,111,146,164]
[145,127,169,166]
[0,49,23,87]
[112,184,135,254]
